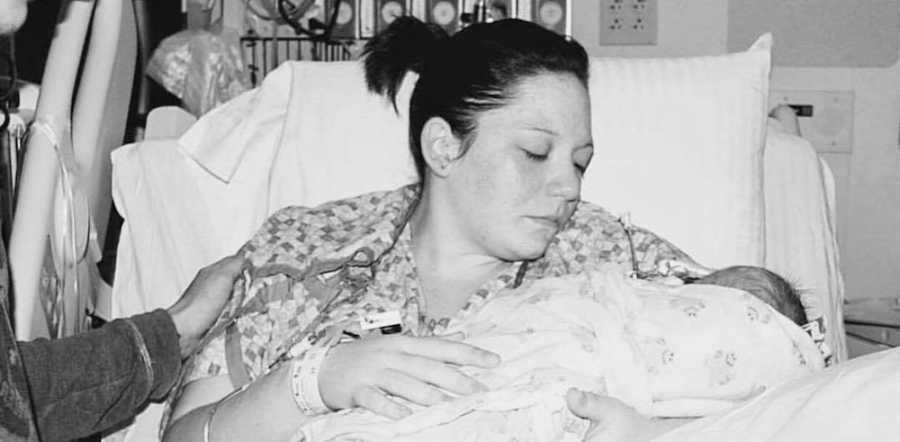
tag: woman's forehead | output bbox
[480,73,590,132]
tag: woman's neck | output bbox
[408,192,507,318]
[409,192,505,276]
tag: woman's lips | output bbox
[528,216,561,230]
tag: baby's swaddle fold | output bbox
[626,277,824,417]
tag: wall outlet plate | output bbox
[770,90,854,153]
[598,0,657,45]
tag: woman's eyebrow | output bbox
[521,126,558,136]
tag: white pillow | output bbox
[582,35,772,269]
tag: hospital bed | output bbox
[10,5,854,439]
[109,38,847,357]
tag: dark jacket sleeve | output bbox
[18,309,182,442]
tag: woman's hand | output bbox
[566,389,684,442]
[319,334,501,419]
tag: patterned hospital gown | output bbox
[294,269,824,442]
[168,185,708,435]
[184,185,699,385]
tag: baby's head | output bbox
[695,266,807,326]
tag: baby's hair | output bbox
[695,266,808,326]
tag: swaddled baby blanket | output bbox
[294,268,823,442]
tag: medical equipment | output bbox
[10,0,136,339]
[241,31,355,86]
[0,53,30,242]
[238,0,572,86]
[275,0,345,40]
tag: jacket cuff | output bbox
[128,309,182,400]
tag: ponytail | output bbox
[364,18,589,181]
[362,17,448,110]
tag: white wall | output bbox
[572,0,900,300]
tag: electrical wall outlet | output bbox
[598,0,657,45]
[770,90,854,153]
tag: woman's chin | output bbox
[509,236,554,261]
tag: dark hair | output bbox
[696,266,808,326]
[363,17,590,180]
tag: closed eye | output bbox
[524,150,548,161]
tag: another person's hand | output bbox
[167,254,246,358]
[567,389,679,442]
[319,334,501,419]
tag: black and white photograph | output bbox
[0,1,898,440]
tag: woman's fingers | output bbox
[320,335,500,418]
[400,336,501,368]
[393,354,487,395]
[566,388,668,442]
[377,369,449,406]
[354,386,411,420]
[567,389,604,420]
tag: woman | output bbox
[165,18,701,441]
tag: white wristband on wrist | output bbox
[289,345,331,415]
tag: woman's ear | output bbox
[420,117,462,178]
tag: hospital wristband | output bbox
[289,345,331,415]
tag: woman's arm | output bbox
[165,365,311,441]
[166,332,501,441]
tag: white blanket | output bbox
[295,270,823,442]
[652,346,900,442]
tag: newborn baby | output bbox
[294,267,823,442]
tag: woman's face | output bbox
[444,72,593,261]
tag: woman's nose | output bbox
[548,166,581,201]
